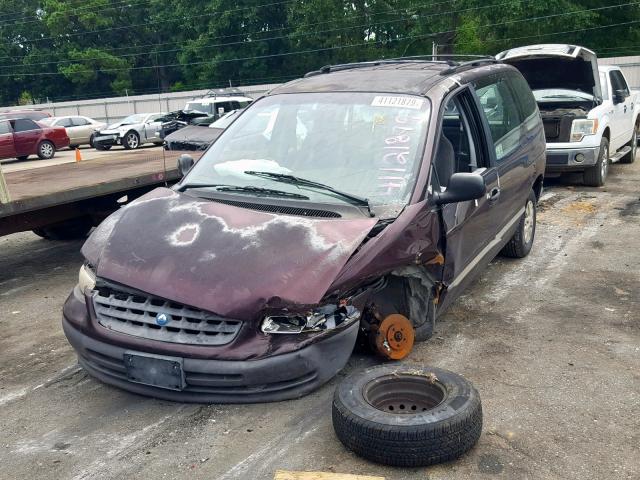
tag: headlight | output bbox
[261,304,360,334]
[78,263,96,294]
[570,119,598,142]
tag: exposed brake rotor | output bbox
[371,314,415,360]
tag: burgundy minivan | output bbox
[63,58,546,403]
[0,118,69,160]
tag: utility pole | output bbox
[432,42,438,61]
[0,162,10,204]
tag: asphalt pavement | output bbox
[0,159,638,480]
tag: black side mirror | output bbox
[177,154,195,177]
[434,173,486,205]
[614,89,628,104]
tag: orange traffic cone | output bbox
[75,147,82,162]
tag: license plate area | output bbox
[124,352,185,391]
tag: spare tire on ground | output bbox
[332,364,482,467]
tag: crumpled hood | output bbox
[496,43,602,101]
[82,188,378,320]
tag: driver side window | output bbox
[432,95,484,192]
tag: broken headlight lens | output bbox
[261,304,360,334]
[570,119,598,142]
[77,262,96,294]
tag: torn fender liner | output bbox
[83,188,378,320]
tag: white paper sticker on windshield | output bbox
[371,96,424,109]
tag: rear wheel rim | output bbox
[632,130,637,158]
[41,143,53,157]
[523,199,534,244]
[364,374,446,414]
[126,133,138,148]
[601,145,608,179]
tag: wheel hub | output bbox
[372,314,415,360]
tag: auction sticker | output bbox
[371,96,424,109]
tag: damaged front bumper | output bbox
[62,292,359,403]
[545,145,599,172]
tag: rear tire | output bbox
[32,218,92,240]
[37,140,56,159]
[584,138,608,186]
[501,190,536,258]
[621,126,637,164]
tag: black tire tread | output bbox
[332,377,482,467]
[584,138,608,186]
[500,190,536,258]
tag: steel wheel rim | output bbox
[364,374,446,414]
[41,143,53,157]
[601,145,608,178]
[127,133,138,148]
[633,130,637,159]
[523,200,534,244]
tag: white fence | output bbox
[599,55,640,88]
[0,83,281,124]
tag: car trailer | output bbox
[0,150,201,239]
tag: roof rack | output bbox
[304,55,499,77]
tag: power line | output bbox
[0,0,521,69]
[3,15,640,79]
[0,0,172,28]
[0,0,462,62]
[2,0,636,73]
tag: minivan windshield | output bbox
[185,92,430,211]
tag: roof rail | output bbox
[439,58,501,75]
[304,55,498,77]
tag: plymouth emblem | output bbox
[155,313,170,326]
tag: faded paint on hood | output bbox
[82,188,378,320]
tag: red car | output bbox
[0,118,70,160]
[0,110,51,121]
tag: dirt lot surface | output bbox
[1,160,638,480]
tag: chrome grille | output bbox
[92,287,242,346]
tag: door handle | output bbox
[487,187,501,202]
[624,105,628,113]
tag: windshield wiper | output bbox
[244,170,374,216]
[215,185,309,199]
[177,182,309,199]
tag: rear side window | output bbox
[13,119,40,132]
[507,73,538,121]
[214,102,233,115]
[475,78,521,163]
[72,117,90,126]
[58,118,73,127]
[0,121,11,134]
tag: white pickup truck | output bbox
[497,44,638,186]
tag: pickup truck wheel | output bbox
[584,138,608,186]
[32,218,92,240]
[37,140,56,159]
[501,190,536,258]
[621,127,637,164]
[332,365,482,467]
[122,131,140,149]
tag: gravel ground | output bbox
[0,159,638,480]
